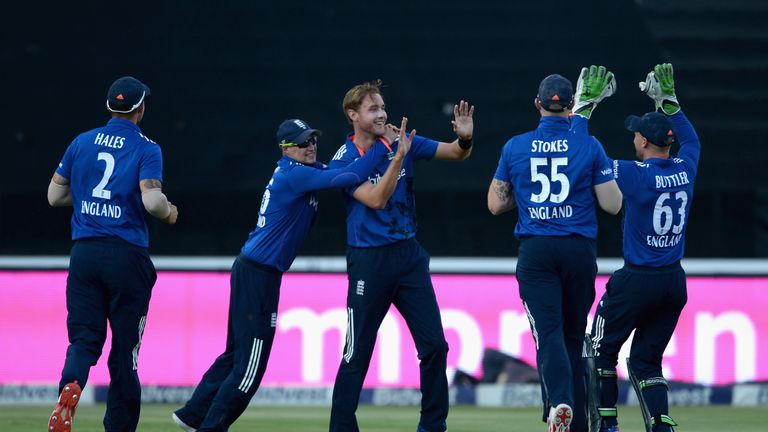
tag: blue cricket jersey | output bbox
[613,111,700,266]
[241,141,388,271]
[55,118,163,248]
[328,133,439,247]
[494,116,613,239]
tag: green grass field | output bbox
[2,404,764,431]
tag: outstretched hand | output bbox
[573,65,616,119]
[452,100,474,140]
[639,63,679,115]
[395,117,415,160]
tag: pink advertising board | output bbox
[1,271,766,386]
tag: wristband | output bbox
[458,137,473,149]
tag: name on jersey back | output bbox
[94,133,125,148]
[655,172,690,189]
[531,139,568,153]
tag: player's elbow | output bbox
[47,180,72,207]
[488,202,503,216]
[594,181,623,215]
[142,189,172,219]
[487,189,513,216]
[600,200,622,215]
[357,194,387,210]
[368,199,387,210]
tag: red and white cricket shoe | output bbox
[48,381,81,432]
[548,403,573,432]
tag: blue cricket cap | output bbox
[106,76,150,113]
[537,74,573,113]
[276,119,322,146]
[625,112,676,147]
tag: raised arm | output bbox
[48,172,72,207]
[487,179,516,215]
[140,179,178,224]
[353,117,414,209]
[434,100,474,161]
[669,110,700,168]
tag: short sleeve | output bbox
[410,135,438,161]
[55,139,77,179]
[493,151,511,183]
[614,160,639,197]
[139,143,163,182]
[591,139,613,186]
[328,144,352,170]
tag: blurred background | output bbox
[3,0,766,258]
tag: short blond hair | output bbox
[342,79,383,123]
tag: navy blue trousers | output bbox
[60,237,156,432]
[516,235,597,432]
[175,256,282,432]
[591,262,687,425]
[330,238,449,432]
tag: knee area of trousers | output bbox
[70,342,104,360]
[419,340,449,360]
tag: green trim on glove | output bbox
[573,65,617,119]
[639,63,680,115]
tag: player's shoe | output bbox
[600,425,620,432]
[172,412,197,432]
[548,403,573,432]
[48,381,81,432]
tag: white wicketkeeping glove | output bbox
[639,63,680,115]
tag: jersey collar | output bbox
[537,116,570,133]
[107,117,142,132]
[347,133,393,157]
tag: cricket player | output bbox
[171,117,413,432]
[587,64,699,432]
[47,76,178,432]
[487,69,623,432]
[327,80,474,432]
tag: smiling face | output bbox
[282,134,318,165]
[342,80,388,144]
[348,93,387,139]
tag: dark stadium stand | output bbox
[2,0,765,256]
